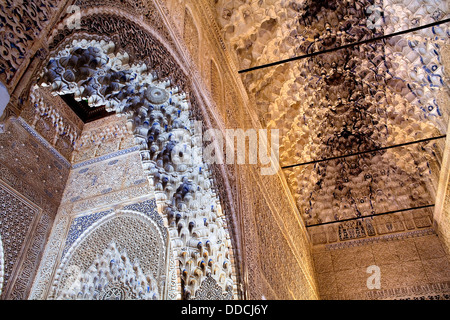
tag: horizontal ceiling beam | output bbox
[238,18,450,74]
[305,204,435,228]
[281,135,446,170]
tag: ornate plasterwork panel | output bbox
[0,0,64,89]
[0,172,54,300]
[72,0,176,50]
[61,151,146,207]
[50,210,167,300]
[29,212,70,300]
[0,114,71,299]
[54,200,165,264]
[0,181,41,298]
[19,87,84,161]
[313,231,450,300]
[368,283,450,300]
[61,209,113,259]
[235,165,318,300]
[0,118,71,204]
[166,243,179,300]
[238,169,264,300]
[9,209,51,300]
[71,114,135,163]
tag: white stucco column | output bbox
[0,82,9,132]
[0,82,9,117]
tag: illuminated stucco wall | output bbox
[313,233,450,300]
[162,0,320,299]
[0,115,71,299]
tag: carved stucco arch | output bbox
[44,7,242,234]
[30,8,238,299]
[50,210,169,300]
[46,6,191,93]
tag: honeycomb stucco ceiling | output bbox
[212,0,449,229]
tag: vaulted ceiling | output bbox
[212,0,449,242]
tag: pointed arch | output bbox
[50,210,168,299]
[34,35,237,300]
